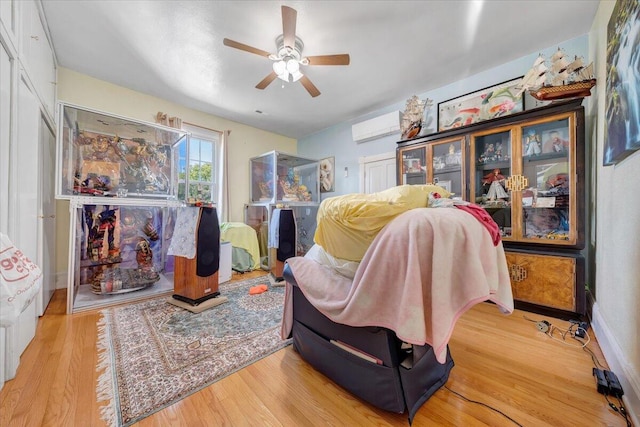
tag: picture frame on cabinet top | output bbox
[437,77,525,132]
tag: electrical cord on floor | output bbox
[522,315,591,348]
[603,394,632,427]
[581,341,607,369]
[444,385,523,427]
[523,315,632,426]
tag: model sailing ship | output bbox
[401,96,432,139]
[517,48,596,101]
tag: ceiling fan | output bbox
[223,5,350,97]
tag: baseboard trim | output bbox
[592,302,639,426]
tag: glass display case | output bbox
[245,203,318,269]
[431,137,465,197]
[399,146,427,185]
[520,118,572,242]
[398,136,466,197]
[471,127,514,237]
[250,151,320,204]
[68,201,177,312]
[56,103,187,199]
[55,103,192,312]
[470,113,580,247]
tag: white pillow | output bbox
[305,244,360,279]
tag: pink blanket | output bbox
[280,207,514,363]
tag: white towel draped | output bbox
[268,209,281,249]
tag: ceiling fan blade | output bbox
[306,54,351,66]
[282,6,297,48]
[300,75,321,97]
[256,71,278,90]
[223,38,271,58]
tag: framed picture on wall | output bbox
[320,157,335,193]
[437,77,525,132]
[604,0,640,166]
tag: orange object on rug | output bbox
[249,284,269,295]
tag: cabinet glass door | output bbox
[431,137,465,198]
[472,129,513,237]
[399,146,427,185]
[520,117,574,243]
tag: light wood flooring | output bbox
[0,270,630,426]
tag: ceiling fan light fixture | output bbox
[286,58,300,73]
[273,60,287,76]
[223,6,349,97]
[290,70,303,82]
[273,58,304,83]
[277,72,290,82]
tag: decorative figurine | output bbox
[495,142,504,160]
[143,216,159,241]
[84,206,120,262]
[135,237,154,270]
[445,144,462,165]
[483,168,509,201]
[479,143,497,163]
[524,130,542,156]
[401,96,432,139]
[542,130,569,153]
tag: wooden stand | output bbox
[173,255,219,305]
[172,206,221,306]
[270,247,286,282]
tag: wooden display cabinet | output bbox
[469,111,583,248]
[396,99,587,315]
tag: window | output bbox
[178,125,221,204]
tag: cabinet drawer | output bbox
[505,251,576,312]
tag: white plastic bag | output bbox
[0,233,42,326]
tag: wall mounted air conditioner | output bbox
[352,110,401,143]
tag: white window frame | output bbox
[180,124,221,206]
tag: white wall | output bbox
[589,1,640,422]
[55,67,296,274]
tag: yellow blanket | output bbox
[314,184,450,261]
[220,222,261,270]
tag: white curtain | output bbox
[217,130,230,224]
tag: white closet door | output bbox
[16,78,39,265]
[37,118,55,315]
[359,152,397,194]
[14,78,39,350]
[0,43,12,233]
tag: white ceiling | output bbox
[41,1,599,140]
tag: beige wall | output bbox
[589,1,639,418]
[55,67,296,273]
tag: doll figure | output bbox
[542,131,569,153]
[482,168,505,185]
[483,169,508,201]
[524,130,541,156]
[135,238,154,270]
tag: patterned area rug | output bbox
[97,275,291,426]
